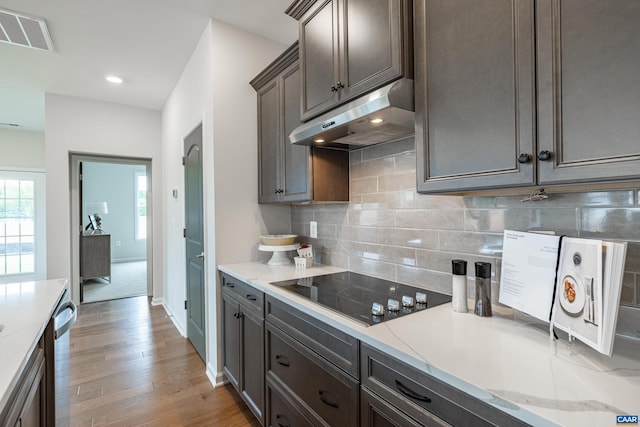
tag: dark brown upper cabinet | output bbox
[287,0,413,122]
[415,0,536,193]
[251,42,349,204]
[416,0,640,194]
[252,44,312,203]
[536,0,640,185]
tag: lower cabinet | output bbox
[360,344,530,427]
[221,274,265,424]
[221,273,533,427]
[1,320,53,427]
[266,323,359,426]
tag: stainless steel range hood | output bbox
[289,79,414,150]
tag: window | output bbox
[135,172,147,240]
[0,171,46,282]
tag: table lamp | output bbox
[86,201,108,233]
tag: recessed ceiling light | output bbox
[314,138,325,143]
[370,118,384,124]
[105,75,123,84]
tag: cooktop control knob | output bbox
[387,299,400,312]
[372,302,385,316]
[402,295,415,308]
[416,292,427,305]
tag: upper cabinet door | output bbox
[537,0,640,185]
[257,80,281,203]
[416,0,536,193]
[340,0,410,100]
[280,63,312,202]
[295,0,411,121]
[300,0,340,120]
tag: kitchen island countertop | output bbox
[219,261,640,427]
[0,279,68,414]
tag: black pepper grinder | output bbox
[474,262,492,317]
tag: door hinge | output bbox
[183,228,187,238]
[184,300,188,310]
[182,156,186,166]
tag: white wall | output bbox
[0,128,45,169]
[161,19,291,385]
[44,94,162,303]
[161,21,215,344]
[82,162,147,262]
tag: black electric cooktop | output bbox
[270,271,451,326]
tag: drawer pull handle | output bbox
[275,415,290,427]
[395,379,432,403]
[318,390,339,408]
[246,294,257,301]
[275,355,290,367]
[225,283,235,288]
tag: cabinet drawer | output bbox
[267,377,314,427]
[266,295,358,377]
[361,386,449,427]
[361,344,530,427]
[267,324,359,426]
[222,273,264,314]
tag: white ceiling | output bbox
[0,0,298,132]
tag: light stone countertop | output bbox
[219,261,640,427]
[0,279,68,414]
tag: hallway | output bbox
[56,296,258,426]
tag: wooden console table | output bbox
[80,233,111,282]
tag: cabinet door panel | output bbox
[342,0,405,99]
[416,0,535,193]
[222,293,240,390]
[281,63,312,202]
[258,80,280,203]
[301,0,340,120]
[241,308,265,422]
[267,324,359,426]
[537,0,640,184]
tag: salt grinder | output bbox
[474,262,492,317]
[451,260,468,313]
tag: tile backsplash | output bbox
[291,136,640,329]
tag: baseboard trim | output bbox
[205,364,228,388]
[163,302,186,337]
[150,297,164,306]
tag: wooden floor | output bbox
[55,296,260,427]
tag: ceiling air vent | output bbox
[0,8,54,52]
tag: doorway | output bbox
[70,154,153,305]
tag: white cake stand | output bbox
[259,243,300,265]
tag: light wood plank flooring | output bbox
[55,296,259,426]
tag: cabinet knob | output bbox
[330,85,337,92]
[517,153,530,164]
[335,81,344,90]
[538,150,552,161]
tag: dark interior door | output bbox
[184,123,206,361]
